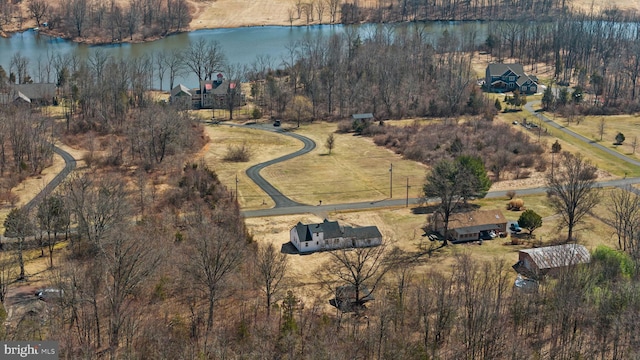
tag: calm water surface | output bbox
[0,22,488,89]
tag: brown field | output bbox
[244,189,620,307]
[202,123,302,209]
[0,149,66,234]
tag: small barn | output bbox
[513,244,591,279]
[290,219,382,254]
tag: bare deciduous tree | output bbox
[99,226,164,359]
[182,206,247,333]
[3,207,33,280]
[37,194,70,268]
[323,242,396,309]
[608,187,640,254]
[325,133,335,154]
[546,152,600,242]
[255,242,289,317]
[27,0,48,27]
[184,39,226,82]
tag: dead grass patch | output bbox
[202,125,301,209]
[261,122,428,205]
[246,190,619,285]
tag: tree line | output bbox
[341,0,569,24]
[0,0,192,41]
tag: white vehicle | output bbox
[35,288,64,301]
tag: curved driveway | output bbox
[525,101,640,167]
[239,105,640,218]
[23,144,77,212]
[238,124,316,208]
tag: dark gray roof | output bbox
[336,285,375,302]
[487,63,525,78]
[343,225,382,239]
[0,91,30,104]
[12,83,56,100]
[352,113,374,120]
[294,220,381,242]
[295,219,342,242]
[516,75,536,86]
[200,80,229,95]
[15,91,31,103]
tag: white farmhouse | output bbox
[290,219,382,253]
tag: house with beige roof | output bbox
[513,244,591,279]
[433,209,507,243]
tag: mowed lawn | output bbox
[202,124,301,209]
[491,96,640,178]
[261,122,428,206]
[543,112,640,159]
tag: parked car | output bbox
[35,288,64,301]
[510,223,522,233]
[273,119,281,127]
[479,230,497,240]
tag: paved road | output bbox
[226,123,316,208]
[23,144,77,212]
[238,106,640,218]
[242,177,640,218]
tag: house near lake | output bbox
[513,243,591,280]
[0,83,56,106]
[432,209,507,243]
[170,73,245,110]
[290,219,382,253]
[485,63,538,94]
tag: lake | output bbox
[0,22,488,90]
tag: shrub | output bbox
[251,107,262,120]
[506,190,516,200]
[223,143,251,162]
[535,159,548,172]
[507,198,524,211]
[336,120,352,133]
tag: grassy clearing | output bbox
[247,189,620,283]
[202,124,301,209]
[544,111,640,157]
[0,153,66,235]
[491,98,640,178]
[261,122,428,205]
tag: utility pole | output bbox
[406,177,410,207]
[235,174,239,201]
[389,163,393,198]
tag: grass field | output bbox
[204,120,430,208]
[489,96,640,178]
[245,189,621,295]
[202,124,302,209]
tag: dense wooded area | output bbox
[0,0,192,41]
